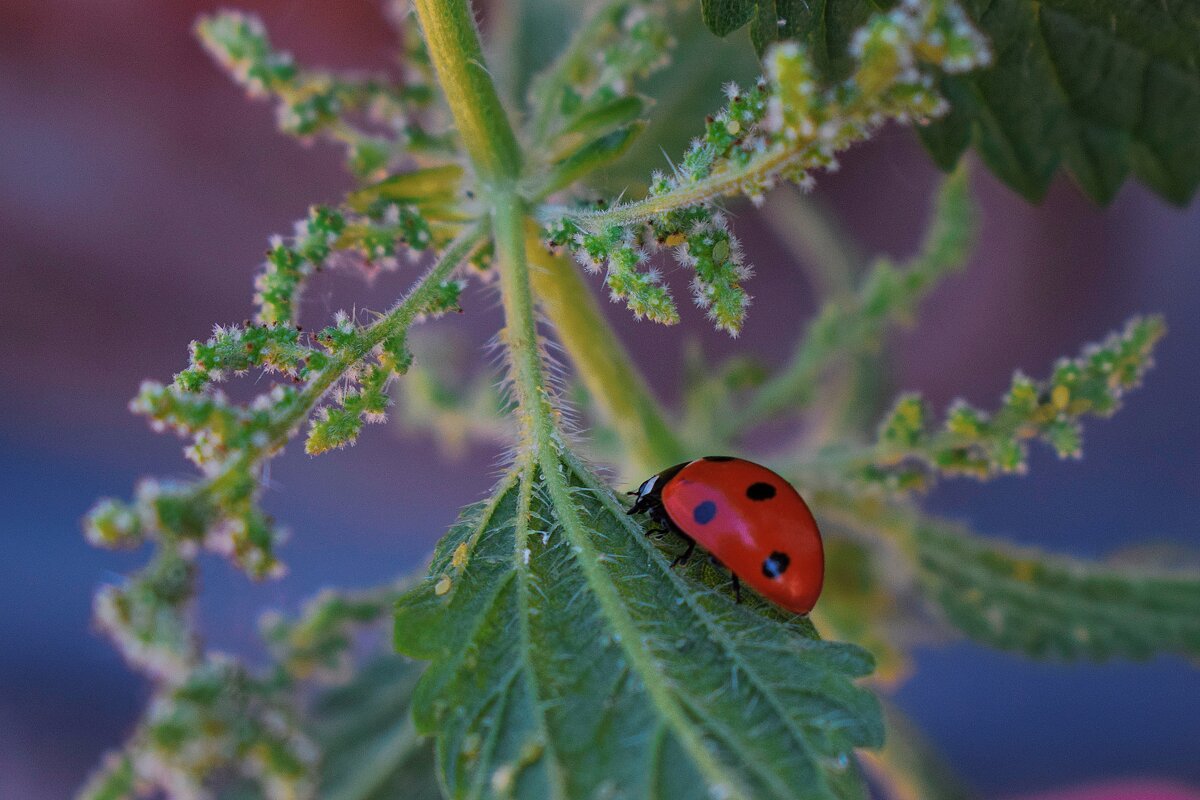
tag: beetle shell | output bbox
[647,457,824,614]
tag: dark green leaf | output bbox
[395,455,883,800]
[921,0,1200,204]
[545,123,647,195]
[699,0,1200,204]
[917,517,1200,660]
[699,0,878,75]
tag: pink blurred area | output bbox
[1016,781,1200,800]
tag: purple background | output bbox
[2,2,1198,797]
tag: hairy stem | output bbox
[411,0,520,185]
[526,224,686,475]
[496,179,751,800]
[539,143,808,229]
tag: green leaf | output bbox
[395,454,883,800]
[544,122,647,195]
[699,0,878,74]
[920,0,1200,204]
[308,656,442,800]
[699,0,1200,204]
[347,165,465,214]
[916,517,1200,660]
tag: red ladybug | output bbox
[628,456,824,614]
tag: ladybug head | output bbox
[627,461,688,517]
[632,474,660,503]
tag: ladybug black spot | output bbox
[746,482,776,501]
[693,500,717,525]
[762,551,790,579]
[703,455,735,462]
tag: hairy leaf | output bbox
[917,517,1200,660]
[395,455,883,800]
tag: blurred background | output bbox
[1,2,1198,798]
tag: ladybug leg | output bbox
[706,555,741,603]
[670,539,696,568]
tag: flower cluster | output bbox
[196,11,450,178]
[854,316,1166,491]
[547,0,990,335]
[253,200,437,327]
[87,226,473,582]
[81,656,317,800]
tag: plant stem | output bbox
[494,181,747,800]
[410,0,520,185]
[539,142,810,229]
[526,225,686,474]
[414,0,685,478]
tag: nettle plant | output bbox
[82,1,1200,798]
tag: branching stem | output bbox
[210,223,486,496]
[540,143,808,230]
[415,0,683,477]
[527,227,686,475]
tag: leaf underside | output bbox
[918,518,1200,660]
[396,455,883,800]
[700,0,1200,205]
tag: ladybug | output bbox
[628,456,824,614]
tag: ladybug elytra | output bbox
[628,456,824,614]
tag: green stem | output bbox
[413,12,747,784]
[415,0,682,476]
[493,196,558,453]
[411,0,521,185]
[527,227,685,474]
[495,185,748,800]
[540,142,810,229]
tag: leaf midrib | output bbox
[537,449,759,800]
[513,459,568,799]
